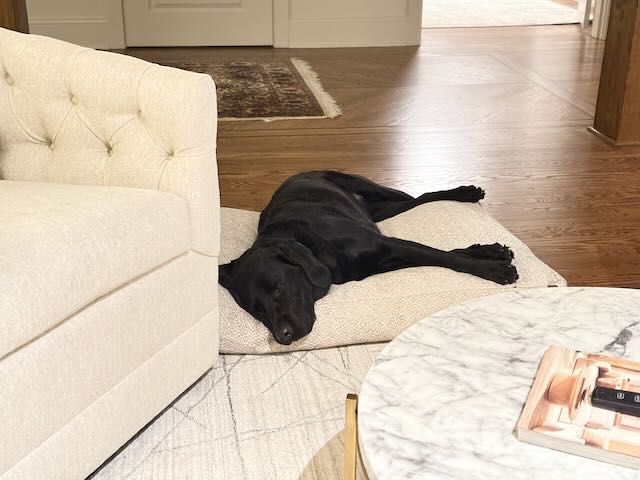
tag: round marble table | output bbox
[358,287,640,480]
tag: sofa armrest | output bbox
[0,28,220,256]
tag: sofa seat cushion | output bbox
[0,180,191,358]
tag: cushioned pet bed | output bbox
[219,202,566,354]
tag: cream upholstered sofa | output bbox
[0,28,220,479]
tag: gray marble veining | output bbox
[358,287,640,480]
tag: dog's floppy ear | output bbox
[279,242,331,300]
[218,261,235,289]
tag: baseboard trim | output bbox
[29,16,109,25]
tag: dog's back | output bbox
[258,171,379,235]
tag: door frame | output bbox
[108,0,126,48]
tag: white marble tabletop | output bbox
[358,287,640,480]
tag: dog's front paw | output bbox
[465,243,514,261]
[483,262,518,285]
[455,185,485,202]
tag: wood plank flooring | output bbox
[120,26,640,288]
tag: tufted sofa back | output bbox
[0,28,220,256]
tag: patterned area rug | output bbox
[163,58,341,121]
[91,343,384,480]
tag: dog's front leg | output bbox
[370,237,518,285]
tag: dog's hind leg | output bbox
[365,185,486,222]
[322,171,414,202]
[361,236,518,285]
[321,171,486,222]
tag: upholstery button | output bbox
[5,73,14,86]
[48,141,55,150]
[106,144,113,156]
[70,94,78,105]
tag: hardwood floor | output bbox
[121,26,640,288]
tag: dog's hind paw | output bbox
[454,185,485,202]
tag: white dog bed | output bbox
[219,202,566,354]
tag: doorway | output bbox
[422,0,580,28]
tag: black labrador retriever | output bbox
[219,171,517,345]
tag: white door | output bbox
[123,0,273,46]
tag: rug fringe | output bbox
[290,57,342,119]
[220,115,338,122]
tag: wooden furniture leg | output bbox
[590,0,640,145]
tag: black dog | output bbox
[219,171,517,345]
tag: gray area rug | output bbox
[92,343,384,479]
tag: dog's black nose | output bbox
[276,325,293,345]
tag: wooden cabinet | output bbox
[0,0,28,33]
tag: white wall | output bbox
[274,0,422,48]
[26,0,125,49]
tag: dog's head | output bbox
[219,239,331,345]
